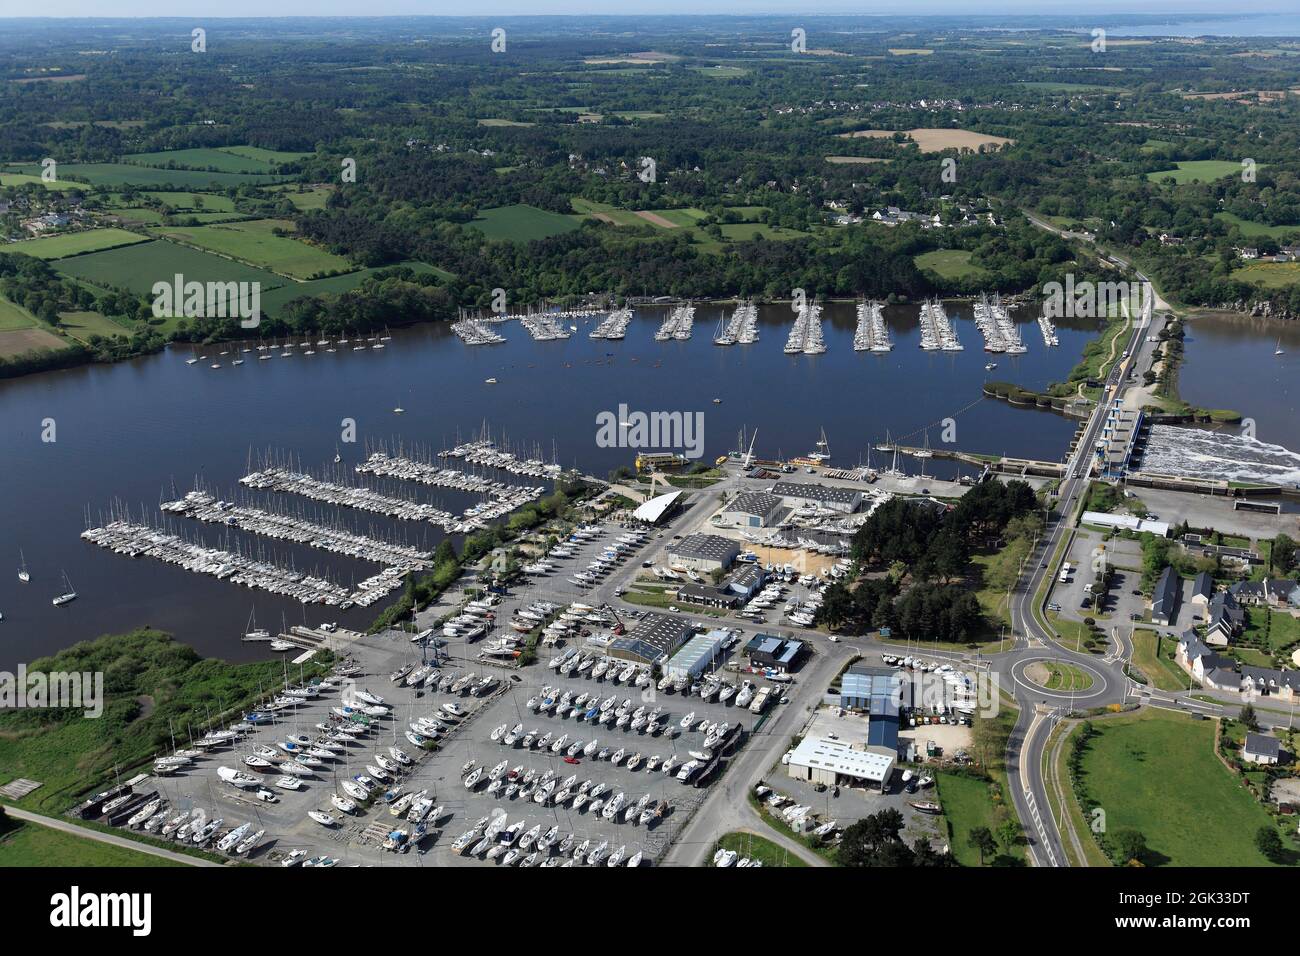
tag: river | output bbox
[0,300,1097,668]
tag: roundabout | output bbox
[1011,655,1112,702]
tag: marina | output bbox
[973,293,1026,354]
[783,299,826,355]
[0,299,1098,668]
[654,303,695,342]
[589,307,632,340]
[519,311,574,342]
[853,299,893,352]
[713,300,759,346]
[240,464,545,533]
[918,298,963,351]
[451,318,507,346]
[161,488,433,570]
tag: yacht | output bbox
[17,550,29,583]
[51,570,77,606]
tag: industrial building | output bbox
[673,582,740,610]
[607,612,694,666]
[667,532,740,572]
[744,634,804,673]
[631,490,683,526]
[786,736,896,791]
[840,665,904,752]
[1080,510,1169,537]
[663,628,730,680]
[714,491,783,528]
[770,481,863,514]
[726,563,767,600]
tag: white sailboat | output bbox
[1276,336,1285,356]
[17,549,29,583]
[52,570,77,607]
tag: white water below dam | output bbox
[1141,425,1300,487]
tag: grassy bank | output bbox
[0,629,327,815]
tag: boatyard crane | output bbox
[602,603,627,636]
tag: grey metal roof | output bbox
[770,481,862,506]
[669,533,740,562]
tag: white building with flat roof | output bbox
[786,735,895,790]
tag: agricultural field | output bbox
[122,147,285,174]
[148,219,353,279]
[0,326,69,360]
[466,204,583,242]
[259,260,453,315]
[1075,710,1278,866]
[54,239,289,299]
[1146,160,1246,184]
[1215,212,1300,239]
[718,222,809,242]
[915,249,984,280]
[825,155,889,165]
[0,295,38,331]
[0,172,80,190]
[6,162,288,189]
[263,184,334,211]
[8,228,149,260]
[570,197,646,227]
[837,128,1013,152]
[107,191,238,212]
[57,310,131,341]
[643,207,709,228]
[1231,260,1300,289]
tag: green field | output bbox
[264,185,333,211]
[715,831,809,867]
[0,172,80,191]
[467,204,582,242]
[570,197,646,227]
[216,145,311,165]
[915,248,984,280]
[1146,160,1246,184]
[1215,212,1299,239]
[1231,260,1300,289]
[149,219,352,279]
[8,228,149,260]
[646,207,709,227]
[1130,630,1191,691]
[55,240,289,298]
[936,772,1018,866]
[8,162,287,189]
[1075,710,1280,866]
[0,819,186,867]
[718,222,809,242]
[0,296,37,331]
[259,260,452,315]
[58,310,131,340]
[108,191,239,212]
[122,147,283,174]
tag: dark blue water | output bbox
[0,300,1096,668]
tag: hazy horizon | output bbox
[0,3,1273,21]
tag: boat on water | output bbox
[51,570,77,606]
[17,549,29,583]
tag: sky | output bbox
[0,2,1264,20]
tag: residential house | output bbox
[1264,578,1299,609]
[1205,591,1245,646]
[1229,580,1267,606]
[1190,571,1215,609]
[1151,566,1182,626]
[1176,630,1231,682]
[1242,733,1281,766]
